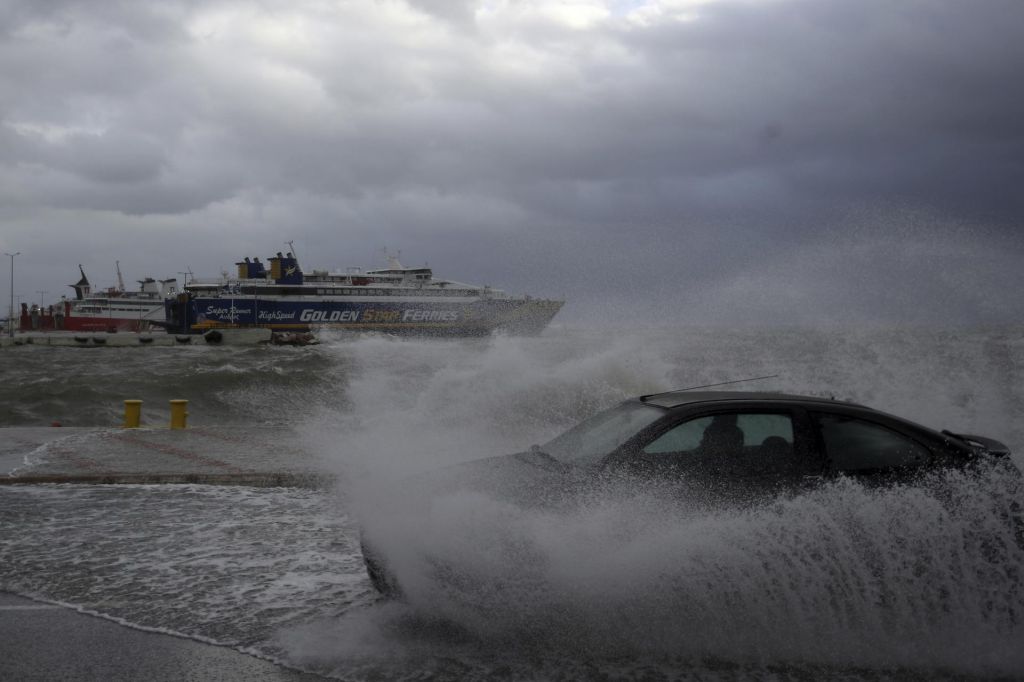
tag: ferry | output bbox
[20,264,176,333]
[165,252,563,336]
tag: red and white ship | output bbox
[20,264,177,333]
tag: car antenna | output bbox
[640,374,779,401]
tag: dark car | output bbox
[361,390,1016,597]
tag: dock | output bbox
[0,329,276,348]
[0,425,332,488]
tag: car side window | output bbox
[644,413,794,455]
[812,413,930,472]
[641,412,806,475]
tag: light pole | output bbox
[37,290,48,308]
[4,252,18,338]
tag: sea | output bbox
[2,325,1023,680]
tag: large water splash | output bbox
[351,462,1023,676]
[304,326,1024,676]
[305,326,1022,482]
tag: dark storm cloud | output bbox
[1,0,1022,324]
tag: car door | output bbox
[808,410,933,482]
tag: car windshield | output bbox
[540,401,665,465]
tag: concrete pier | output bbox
[0,425,332,487]
[0,593,324,682]
[0,426,337,680]
[0,329,274,348]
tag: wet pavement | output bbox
[0,426,329,487]
[0,593,324,681]
[0,428,337,680]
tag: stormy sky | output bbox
[1,0,1022,325]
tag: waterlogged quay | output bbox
[2,326,1022,680]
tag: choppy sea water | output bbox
[2,326,1023,680]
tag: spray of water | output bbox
[367,466,1023,667]
[295,326,1024,677]
[302,330,677,483]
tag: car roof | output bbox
[638,390,865,410]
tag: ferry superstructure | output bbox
[165,253,563,336]
[20,265,176,333]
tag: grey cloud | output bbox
[404,0,479,27]
[1,0,1023,325]
[55,129,166,183]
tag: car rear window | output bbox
[813,413,930,472]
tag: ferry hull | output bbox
[167,296,563,336]
[20,303,160,334]
[61,318,155,333]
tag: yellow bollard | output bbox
[169,399,189,430]
[123,400,142,428]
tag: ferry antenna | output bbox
[285,241,299,267]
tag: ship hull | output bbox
[167,296,563,336]
[62,316,158,333]
[20,305,163,334]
